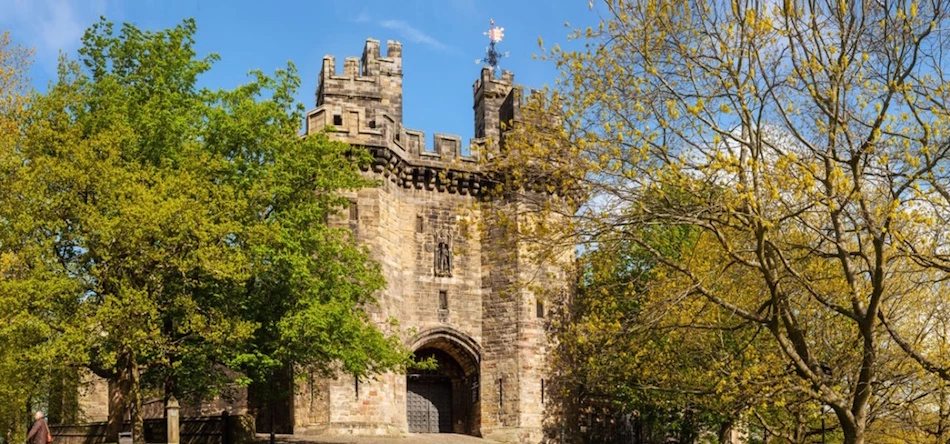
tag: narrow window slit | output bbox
[499,378,503,408]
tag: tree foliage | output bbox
[0,19,409,443]
[0,28,55,444]
[499,1,950,442]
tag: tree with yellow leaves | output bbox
[494,1,950,442]
[0,29,56,443]
[0,30,29,147]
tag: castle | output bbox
[78,38,564,443]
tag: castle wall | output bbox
[293,372,404,436]
[516,207,570,443]
[479,200,558,443]
[480,202,524,437]
[77,373,249,423]
[294,171,487,436]
[74,37,565,444]
[78,372,110,423]
[366,181,484,338]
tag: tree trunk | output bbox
[843,433,864,444]
[129,359,144,444]
[839,411,864,444]
[847,424,865,444]
[717,419,735,444]
[105,372,129,443]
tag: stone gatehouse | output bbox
[78,38,564,443]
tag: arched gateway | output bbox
[407,328,481,435]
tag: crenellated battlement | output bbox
[306,106,476,159]
[472,67,514,97]
[319,39,403,78]
[307,38,521,195]
[317,38,404,124]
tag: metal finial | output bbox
[475,18,508,71]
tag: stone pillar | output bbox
[166,397,180,444]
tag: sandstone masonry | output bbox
[292,38,563,443]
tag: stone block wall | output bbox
[296,171,488,436]
[293,372,404,436]
[478,199,560,443]
[78,372,109,423]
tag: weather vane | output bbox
[476,19,508,71]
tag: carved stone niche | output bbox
[434,230,453,277]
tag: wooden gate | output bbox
[407,376,452,433]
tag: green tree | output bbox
[0,28,56,444]
[1,19,408,443]
[497,1,950,442]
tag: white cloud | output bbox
[0,0,106,65]
[353,11,450,52]
[378,19,448,51]
[37,0,85,50]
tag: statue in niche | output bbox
[435,232,452,277]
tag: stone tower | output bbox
[290,38,562,442]
[71,37,565,444]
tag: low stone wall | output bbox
[50,423,109,444]
[49,414,255,444]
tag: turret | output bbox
[316,38,403,125]
[473,67,516,144]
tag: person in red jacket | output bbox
[26,411,50,444]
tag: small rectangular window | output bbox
[354,376,359,398]
[536,299,544,318]
[439,290,448,310]
[416,215,424,233]
[333,114,343,126]
[348,199,358,220]
[541,379,545,404]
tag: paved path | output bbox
[256,433,498,444]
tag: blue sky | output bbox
[1,0,599,142]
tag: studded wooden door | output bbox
[407,377,453,433]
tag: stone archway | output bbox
[407,328,481,435]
